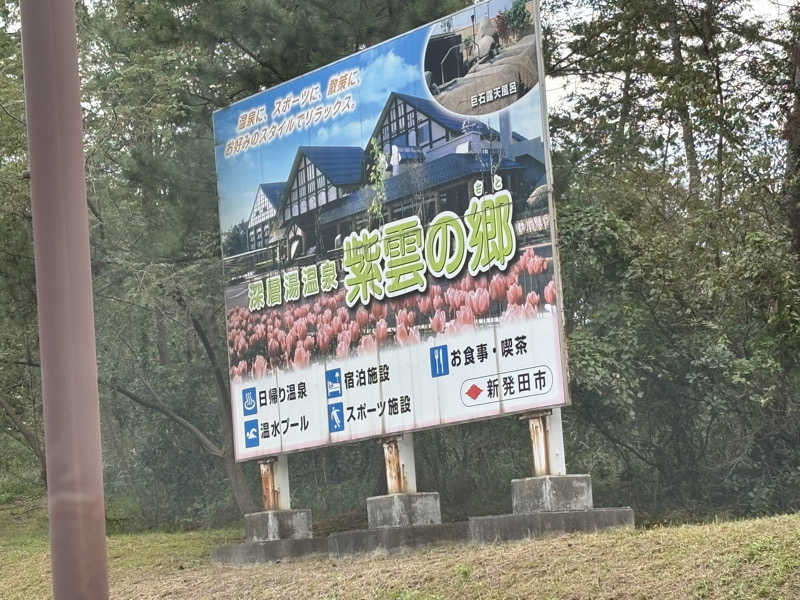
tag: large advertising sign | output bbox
[213,0,568,461]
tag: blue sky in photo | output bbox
[430,0,517,35]
[213,2,544,234]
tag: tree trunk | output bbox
[185,305,259,515]
[221,451,258,514]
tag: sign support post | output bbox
[259,455,291,510]
[382,433,417,494]
[368,432,438,528]
[528,412,551,477]
[525,409,567,477]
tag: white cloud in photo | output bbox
[315,110,381,148]
[356,50,418,106]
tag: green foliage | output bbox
[368,138,388,227]
[501,0,531,41]
[222,220,249,257]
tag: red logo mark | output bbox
[466,384,482,400]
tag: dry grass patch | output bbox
[3,498,799,599]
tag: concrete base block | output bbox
[512,474,593,514]
[328,522,469,557]
[244,509,312,542]
[366,493,441,529]
[212,537,328,564]
[469,507,634,544]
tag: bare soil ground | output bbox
[2,496,799,599]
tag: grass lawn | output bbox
[2,496,799,599]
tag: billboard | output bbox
[213,0,568,461]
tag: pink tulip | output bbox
[507,282,523,305]
[395,323,408,345]
[371,301,388,322]
[407,310,416,327]
[304,336,315,351]
[430,310,446,334]
[406,327,420,345]
[489,274,507,302]
[337,306,349,323]
[418,295,432,315]
[358,334,377,355]
[356,306,369,328]
[286,332,297,355]
[349,320,361,343]
[445,320,463,336]
[530,255,546,275]
[293,345,311,369]
[469,288,490,317]
[544,281,557,305]
[520,247,535,271]
[524,303,538,320]
[457,304,475,327]
[268,338,281,357]
[445,287,460,309]
[375,319,388,344]
[336,339,350,359]
[252,355,268,378]
[526,291,540,310]
[433,294,444,312]
[318,327,332,352]
[332,316,343,334]
[397,308,408,329]
[294,318,307,341]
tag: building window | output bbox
[376,98,452,154]
[284,154,336,219]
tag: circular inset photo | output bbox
[424,0,538,116]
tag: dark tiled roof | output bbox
[300,146,365,185]
[318,188,373,226]
[258,182,286,210]
[385,153,522,201]
[318,153,523,226]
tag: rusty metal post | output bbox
[528,414,551,477]
[382,437,404,494]
[19,1,109,598]
[259,458,279,510]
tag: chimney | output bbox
[499,111,512,159]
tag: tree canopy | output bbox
[0,0,797,527]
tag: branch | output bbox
[1,358,224,459]
[0,101,25,125]
[108,380,224,458]
[0,393,44,460]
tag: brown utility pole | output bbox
[20,1,109,598]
